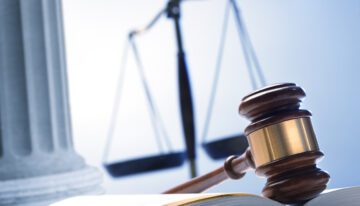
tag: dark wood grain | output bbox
[258,151,330,204]
[239,83,305,122]
[240,83,330,204]
[164,83,330,205]
[163,150,254,194]
[244,109,312,135]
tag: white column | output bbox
[0,0,102,205]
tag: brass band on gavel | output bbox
[164,83,330,205]
[247,117,319,167]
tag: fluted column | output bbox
[0,0,102,205]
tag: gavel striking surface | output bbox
[239,83,330,204]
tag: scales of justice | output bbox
[101,0,331,204]
[7,0,360,205]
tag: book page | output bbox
[51,195,203,206]
[185,195,282,206]
[52,194,256,206]
[165,193,256,206]
[305,186,360,206]
[52,193,284,206]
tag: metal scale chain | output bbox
[102,0,268,178]
[102,36,173,164]
[201,0,267,143]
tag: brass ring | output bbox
[247,117,319,167]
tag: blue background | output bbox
[62,0,360,194]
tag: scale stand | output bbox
[102,0,264,180]
[166,0,197,178]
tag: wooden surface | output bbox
[239,83,310,134]
[258,151,330,204]
[240,83,330,204]
[163,150,254,194]
[164,83,331,205]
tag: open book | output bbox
[52,186,360,206]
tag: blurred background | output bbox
[61,0,360,194]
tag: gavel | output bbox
[164,83,330,204]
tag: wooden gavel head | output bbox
[239,83,330,204]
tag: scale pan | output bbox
[202,133,249,160]
[104,151,186,178]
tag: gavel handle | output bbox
[163,149,254,194]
